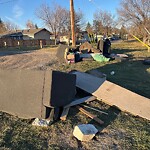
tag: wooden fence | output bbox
[0,38,55,48]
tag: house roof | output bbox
[0,31,23,38]
[0,28,52,37]
[17,28,52,35]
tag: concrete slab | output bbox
[73,124,98,141]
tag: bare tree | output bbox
[86,22,93,34]
[93,20,103,35]
[0,18,6,34]
[36,3,68,45]
[94,10,114,36]
[70,0,76,47]
[117,0,150,42]
[26,20,35,29]
[4,21,19,31]
[74,10,85,32]
[65,9,85,41]
[86,22,95,43]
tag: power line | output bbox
[0,0,17,4]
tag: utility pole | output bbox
[70,0,76,47]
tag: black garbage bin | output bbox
[103,38,111,57]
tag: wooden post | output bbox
[40,40,43,49]
[60,107,70,121]
[70,0,76,47]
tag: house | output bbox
[21,28,52,40]
[59,33,70,44]
[0,28,52,40]
[59,31,90,44]
[0,31,23,40]
[78,31,89,42]
[50,34,60,44]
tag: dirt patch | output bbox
[0,49,62,70]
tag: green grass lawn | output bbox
[0,40,150,150]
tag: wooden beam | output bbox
[80,104,108,115]
[76,106,104,125]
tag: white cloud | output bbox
[13,5,24,18]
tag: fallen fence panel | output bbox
[72,71,150,121]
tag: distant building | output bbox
[78,31,89,41]
[0,28,52,40]
[59,31,90,44]
[59,33,70,44]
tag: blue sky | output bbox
[0,0,120,29]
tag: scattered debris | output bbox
[56,41,122,64]
[32,118,50,127]
[82,57,94,61]
[79,53,94,61]
[79,41,99,53]
[60,96,96,121]
[116,54,128,58]
[110,53,129,61]
[73,124,98,141]
[66,52,75,64]
[79,53,92,58]
[91,53,110,62]
[0,69,76,119]
[80,104,108,115]
[76,106,104,125]
[103,38,111,57]
[72,71,150,121]
[143,59,150,65]
[97,38,104,52]
[56,44,69,62]
[1,67,149,124]
[110,71,115,75]
[64,96,96,108]
[71,71,106,95]
[60,107,70,121]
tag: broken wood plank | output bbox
[72,71,150,121]
[64,96,96,108]
[60,107,70,121]
[80,104,108,115]
[76,106,104,125]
